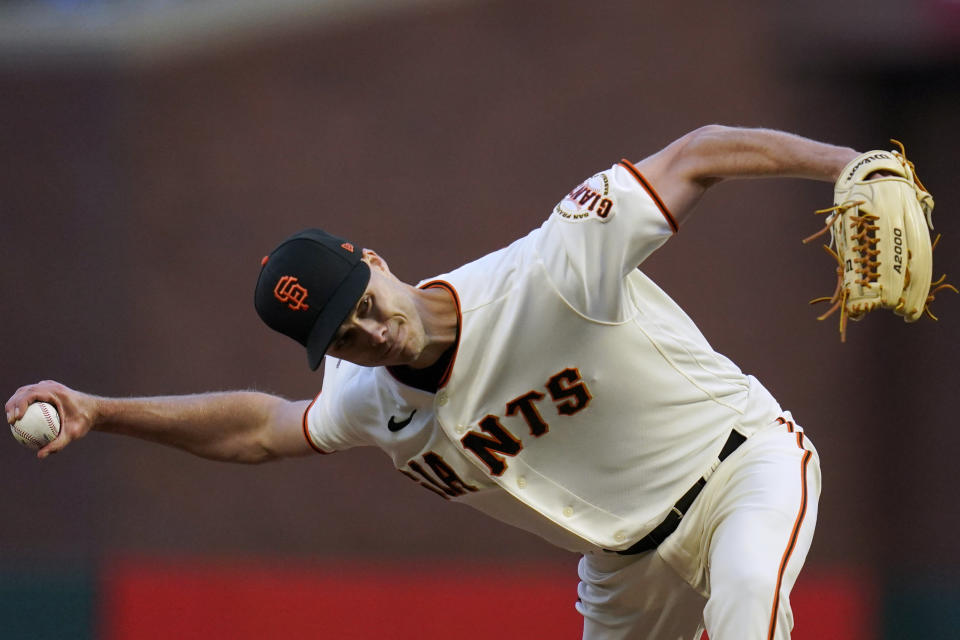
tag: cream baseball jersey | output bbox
[305,160,782,552]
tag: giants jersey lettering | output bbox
[460,368,591,476]
[306,161,782,551]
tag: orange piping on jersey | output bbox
[618,158,679,234]
[419,279,462,389]
[776,416,795,433]
[302,390,332,455]
[767,446,813,639]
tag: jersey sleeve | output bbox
[303,357,377,453]
[537,161,677,319]
[553,160,676,273]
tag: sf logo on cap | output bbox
[274,276,310,311]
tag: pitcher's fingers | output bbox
[37,432,68,460]
[5,385,47,423]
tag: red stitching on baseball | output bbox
[39,403,59,438]
[11,422,46,448]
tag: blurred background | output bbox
[1,0,959,638]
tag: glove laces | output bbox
[802,140,956,341]
[802,202,866,342]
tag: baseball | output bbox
[10,402,61,450]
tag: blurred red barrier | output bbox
[102,557,583,639]
[102,559,874,639]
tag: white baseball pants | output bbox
[576,418,821,639]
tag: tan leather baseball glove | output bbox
[803,141,955,341]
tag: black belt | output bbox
[614,429,747,556]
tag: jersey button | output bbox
[455,425,466,435]
[614,531,626,542]
[562,506,574,518]
[517,476,527,489]
[437,391,449,406]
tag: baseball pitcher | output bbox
[7,125,947,639]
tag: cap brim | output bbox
[305,261,370,370]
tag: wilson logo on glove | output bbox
[802,140,957,341]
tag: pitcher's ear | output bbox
[362,249,390,274]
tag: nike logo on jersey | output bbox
[388,409,417,432]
